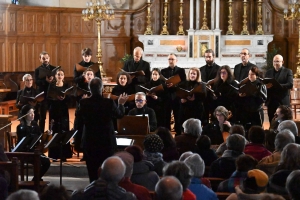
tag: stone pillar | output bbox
[211,0,215,29]
[215,0,220,29]
[196,0,200,30]
[189,0,194,30]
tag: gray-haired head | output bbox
[135,92,146,100]
[286,170,300,200]
[226,134,246,152]
[89,77,103,95]
[155,176,183,200]
[184,153,205,177]
[275,129,295,151]
[182,118,202,137]
[179,151,193,162]
[277,120,298,137]
[7,189,39,200]
[134,47,144,55]
[100,156,125,183]
[22,74,32,82]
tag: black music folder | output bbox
[19,92,45,104]
[138,84,164,94]
[38,66,61,79]
[259,77,283,89]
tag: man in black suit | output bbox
[161,53,186,135]
[123,47,150,89]
[77,77,128,183]
[200,49,220,82]
[265,54,293,124]
[34,51,56,132]
[234,48,255,82]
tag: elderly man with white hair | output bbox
[175,118,202,155]
[277,120,300,144]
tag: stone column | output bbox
[196,0,200,30]
[189,0,194,30]
[211,0,215,29]
[215,0,220,29]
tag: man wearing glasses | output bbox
[265,54,293,124]
[161,53,186,135]
[128,92,157,132]
[234,48,255,82]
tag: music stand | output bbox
[44,129,77,186]
[116,138,134,150]
[12,136,34,152]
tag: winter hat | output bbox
[184,154,205,177]
[242,169,269,193]
[143,134,164,153]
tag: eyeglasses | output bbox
[168,59,176,61]
[25,79,33,82]
[135,99,144,103]
[240,53,249,56]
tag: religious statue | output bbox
[294,66,300,78]
[201,43,208,57]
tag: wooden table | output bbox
[0,89,11,102]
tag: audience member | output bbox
[194,135,218,166]
[175,118,202,155]
[115,151,151,200]
[277,120,300,144]
[286,169,300,200]
[209,134,246,179]
[244,126,271,161]
[7,189,39,200]
[184,154,218,200]
[163,161,196,200]
[179,151,193,161]
[257,129,295,176]
[218,154,258,193]
[125,145,159,191]
[143,134,166,176]
[155,127,179,162]
[155,176,183,200]
[40,185,70,200]
[0,142,9,199]
[83,156,136,200]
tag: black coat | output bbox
[123,59,150,85]
[234,62,255,82]
[16,87,40,121]
[128,106,157,132]
[200,62,220,82]
[111,84,135,114]
[34,64,56,94]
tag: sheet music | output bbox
[116,138,134,146]
[12,137,26,152]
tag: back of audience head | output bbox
[235,154,258,172]
[100,156,125,183]
[125,145,144,162]
[226,134,246,152]
[277,105,293,121]
[163,161,193,191]
[277,120,298,137]
[248,126,265,144]
[184,153,205,178]
[155,127,176,149]
[286,169,300,200]
[274,129,295,151]
[182,118,202,137]
[7,189,39,200]
[241,169,269,194]
[114,151,134,178]
[179,151,193,161]
[229,124,245,137]
[40,185,70,200]
[278,143,300,171]
[143,134,164,153]
[196,135,211,150]
[155,176,183,200]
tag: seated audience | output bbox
[179,151,193,161]
[40,185,70,200]
[125,145,159,191]
[163,161,196,200]
[115,151,151,200]
[216,124,246,156]
[286,170,300,200]
[257,129,295,176]
[217,154,258,193]
[83,156,136,200]
[202,106,232,145]
[0,143,9,199]
[155,176,183,200]
[277,120,300,144]
[194,135,218,166]
[155,127,179,162]
[128,92,157,132]
[175,118,202,155]
[143,134,166,176]
[267,143,300,195]
[209,134,246,179]
[184,154,218,200]
[244,126,271,161]
[226,169,269,200]
[7,189,39,200]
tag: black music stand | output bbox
[44,129,77,185]
[12,134,42,152]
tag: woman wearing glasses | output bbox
[16,74,40,122]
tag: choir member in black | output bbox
[237,66,267,129]
[34,51,56,132]
[16,74,40,122]
[202,106,232,145]
[73,68,94,156]
[123,47,150,90]
[178,67,206,126]
[142,68,167,128]
[209,65,238,123]
[161,53,187,135]
[74,48,101,85]
[47,69,72,161]
[233,48,255,82]
[111,71,135,114]
[128,92,157,132]
[16,104,50,181]
[265,54,293,124]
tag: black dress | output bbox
[111,84,135,114]
[47,82,72,159]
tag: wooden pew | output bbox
[0,157,19,193]
[206,177,225,192]
[216,192,232,200]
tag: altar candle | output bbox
[165,0,167,2]
[180,0,183,2]
[147,0,150,3]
